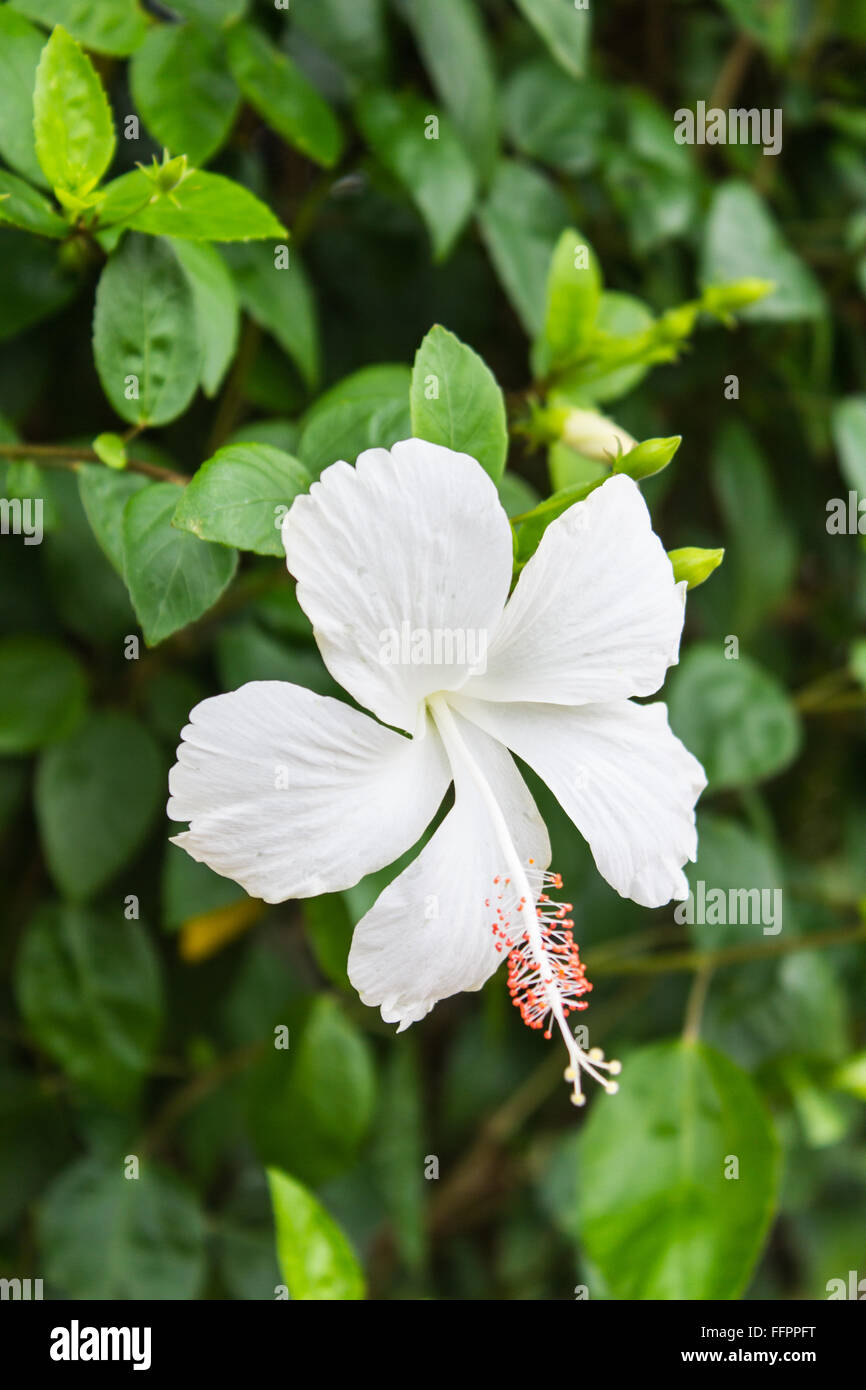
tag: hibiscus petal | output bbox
[282,439,514,732]
[454,695,706,908]
[348,713,550,1030]
[168,682,449,904]
[462,473,686,706]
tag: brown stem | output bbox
[0,443,187,486]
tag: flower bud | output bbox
[701,278,775,319]
[667,546,725,589]
[614,435,681,480]
[561,408,636,462]
[93,432,127,471]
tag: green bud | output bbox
[93,432,127,471]
[657,303,699,342]
[701,278,776,321]
[667,546,725,589]
[138,151,190,196]
[614,435,681,480]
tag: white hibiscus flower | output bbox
[168,439,706,1105]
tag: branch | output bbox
[0,442,187,486]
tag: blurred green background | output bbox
[1,0,865,1301]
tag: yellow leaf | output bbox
[179,898,263,963]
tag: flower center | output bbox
[488,864,620,1106]
[428,696,621,1108]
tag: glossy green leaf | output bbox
[227,22,343,169]
[222,241,320,389]
[410,325,507,481]
[502,58,608,175]
[93,235,201,426]
[98,168,286,241]
[291,0,387,85]
[33,26,116,195]
[77,464,148,574]
[39,1157,206,1298]
[356,89,477,262]
[831,396,866,494]
[402,0,498,178]
[478,160,569,338]
[122,482,238,645]
[0,170,66,237]
[12,0,149,56]
[172,241,240,396]
[173,444,310,557]
[667,644,803,790]
[298,364,411,475]
[35,712,164,900]
[130,23,241,167]
[534,227,602,375]
[577,1040,780,1299]
[0,636,86,754]
[513,0,591,78]
[248,996,376,1185]
[0,8,48,185]
[15,904,162,1101]
[701,182,825,322]
[268,1168,365,1301]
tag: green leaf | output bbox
[93,235,201,426]
[402,0,499,179]
[170,0,247,23]
[122,482,238,645]
[356,89,477,262]
[172,241,240,396]
[33,26,116,195]
[162,840,246,932]
[577,1040,780,1299]
[77,464,148,574]
[222,241,319,389]
[513,0,592,78]
[39,1157,206,1298]
[226,22,343,169]
[0,230,77,339]
[576,291,655,402]
[98,168,286,241]
[35,712,164,900]
[0,635,86,754]
[667,644,803,791]
[15,904,162,1102]
[0,171,66,237]
[534,227,602,376]
[0,8,49,186]
[514,479,599,562]
[711,421,797,636]
[11,0,149,56]
[174,444,310,557]
[268,1168,365,1301]
[369,1044,428,1273]
[130,23,241,167]
[701,182,825,322]
[298,364,411,475]
[248,995,376,1185]
[410,325,507,481]
[478,160,569,338]
[291,0,387,85]
[216,622,335,697]
[831,396,866,494]
[502,58,608,175]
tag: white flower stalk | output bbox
[168,440,706,1104]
